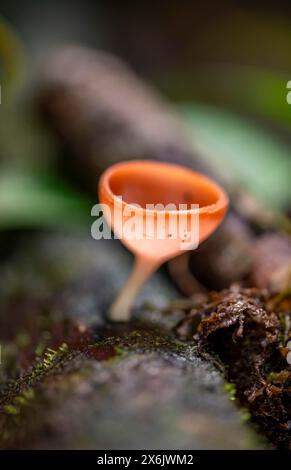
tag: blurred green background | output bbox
[1,0,291,231]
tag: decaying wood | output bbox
[175,285,291,449]
[0,234,261,449]
[37,46,203,183]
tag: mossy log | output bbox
[175,286,291,449]
[0,234,261,449]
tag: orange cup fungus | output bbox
[99,160,228,321]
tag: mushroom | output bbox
[98,160,228,321]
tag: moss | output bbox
[3,404,20,415]
[15,332,31,348]
[240,409,252,423]
[224,382,237,401]
[175,286,291,449]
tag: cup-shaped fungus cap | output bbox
[99,160,228,262]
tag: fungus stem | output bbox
[109,256,159,322]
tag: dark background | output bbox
[1,0,291,229]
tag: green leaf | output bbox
[179,104,291,210]
[164,65,291,128]
[0,170,92,229]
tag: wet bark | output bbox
[0,233,261,449]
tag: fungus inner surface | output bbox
[108,163,220,210]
